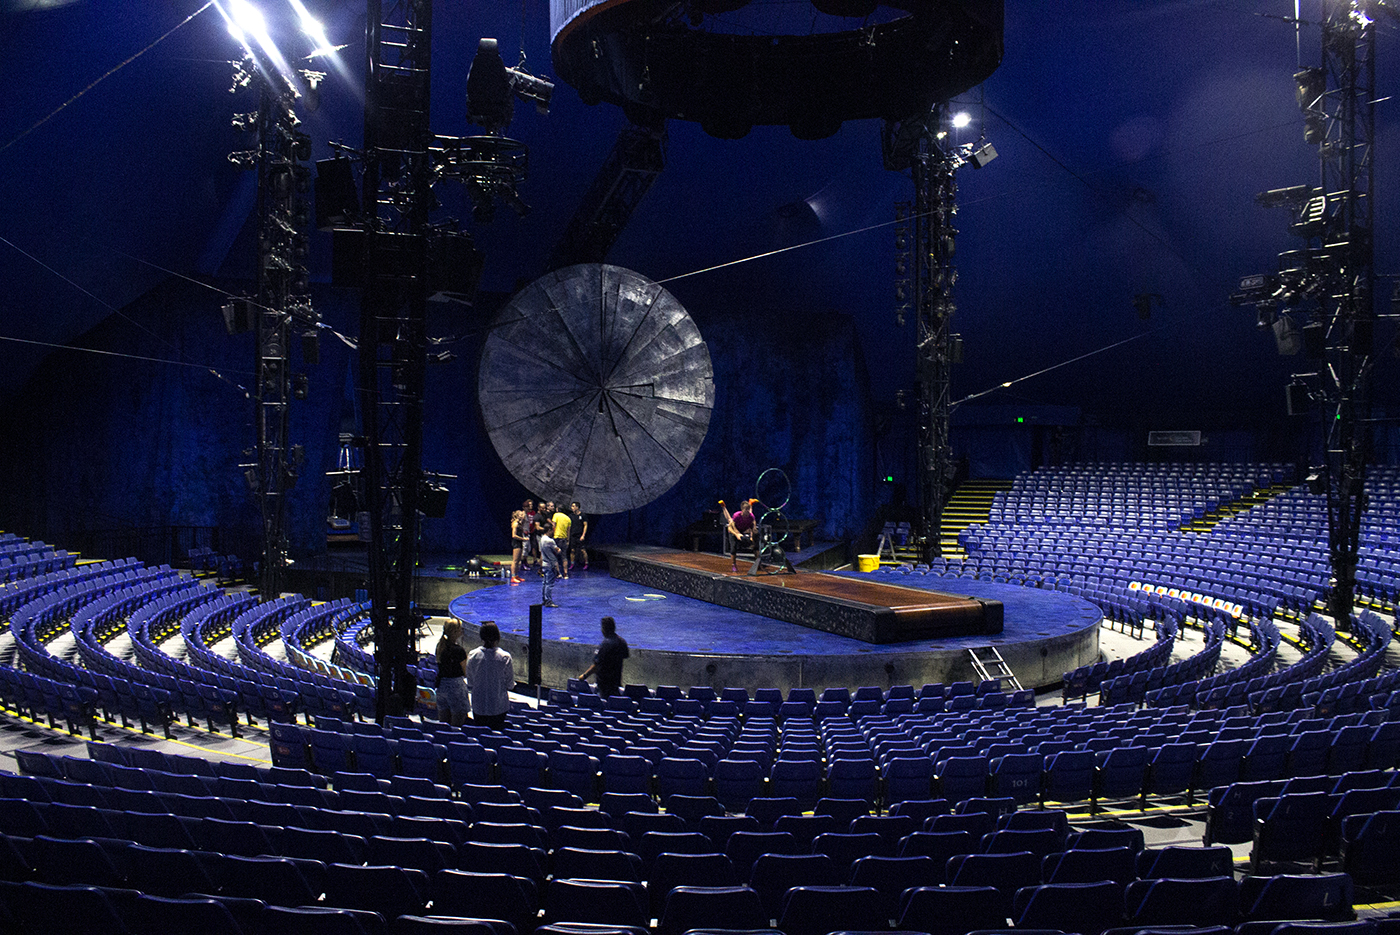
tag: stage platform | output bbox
[608,547,1001,643]
[447,562,1102,694]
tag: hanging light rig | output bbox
[221,0,330,601]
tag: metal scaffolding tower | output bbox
[888,104,976,563]
[226,51,319,602]
[1238,0,1387,626]
[359,0,436,719]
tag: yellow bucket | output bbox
[856,554,880,573]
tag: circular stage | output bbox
[448,567,1102,695]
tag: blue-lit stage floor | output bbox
[448,558,1102,695]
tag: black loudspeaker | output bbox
[428,233,485,303]
[1302,321,1326,359]
[419,482,450,518]
[222,298,256,335]
[1286,382,1310,416]
[301,331,319,367]
[528,604,543,686]
[314,158,359,230]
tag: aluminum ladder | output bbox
[968,645,1023,691]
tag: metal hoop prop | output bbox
[754,467,791,512]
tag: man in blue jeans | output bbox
[539,527,563,607]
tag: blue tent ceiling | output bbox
[0,0,1395,422]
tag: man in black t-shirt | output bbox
[579,615,629,698]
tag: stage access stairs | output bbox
[1179,482,1296,534]
[969,645,1023,691]
[940,479,1013,559]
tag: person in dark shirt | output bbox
[578,615,629,698]
[435,619,470,726]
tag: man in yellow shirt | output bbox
[552,508,572,578]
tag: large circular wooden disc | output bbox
[478,264,715,514]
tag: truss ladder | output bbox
[969,645,1023,691]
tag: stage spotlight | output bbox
[950,111,972,129]
[505,63,555,116]
[466,38,513,133]
[970,142,997,168]
[1294,67,1327,143]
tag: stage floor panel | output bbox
[447,567,1102,694]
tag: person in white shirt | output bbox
[464,621,514,729]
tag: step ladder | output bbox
[968,645,1023,691]
[875,531,900,565]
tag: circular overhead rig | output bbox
[550,0,1004,139]
[478,263,715,514]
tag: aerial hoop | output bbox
[747,466,796,576]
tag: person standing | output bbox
[434,620,470,726]
[578,616,629,698]
[464,621,513,729]
[568,500,589,571]
[720,498,758,571]
[539,526,563,607]
[509,502,531,584]
[551,506,572,578]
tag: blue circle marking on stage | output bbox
[448,570,1101,658]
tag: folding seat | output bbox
[777,884,881,935]
[895,884,1007,935]
[1241,734,1292,782]
[980,828,1061,862]
[1042,846,1137,885]
[945,850,1042,916]
[658,884,768,935]
[40,802,114,837]
[127,893,246,935]
[1339,809,1400,884]
[811,831,884,874]
[699,814,760,852]
[497,746,548,792]
[305,727,353,776]
[1194,738,1249,792]
[887,798,950,826]
[598,791,656,824]
[4,880,129,935]
[456,841,547,884]
[1012,880,1125,935]
[654,757,709,804]
[621,809,686,841]
[29,835,125,888]
[0,799,49,838]
[848,815,914,855]
[1203,779,1284,846]
[988,753,1043,805]
[397,739,448,783]
[546,750,601,803]
[1327,726,1372,775]
[667,794,725,830]
[931,810,996,839]
[1094,746,1149,802]
[744,796,801,830]
[1365,722,1400,769]
[764,814,829,852]
[432,868,539,934]
[1144,742,1198,799]
[277,826,368,865]
[825,758,877,806]
[553,847,644,883]
[849,854,938,922]
[1122,875,1239,928]
[215,852,320,906]
[190,817,275,858]
[1238,872,1355,924]
[884,757,934,806]
[544,878,649,928]
[768,759,822,811]
[811,797,867,828]
[713,758,766,812]
[651,852,738,915]
[1042,750,1094,804]
[637,830,714,872]
[726,830,800,878]
[323,861,430,919]
[1135,844,1233,879]
[1250,791,1336,872]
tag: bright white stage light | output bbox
[951,111,972,129]
[287,0,333,57]
[227,0,268,45]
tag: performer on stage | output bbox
[509,500,532,584]
[568,501,588,571]
[719,498,758,572]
